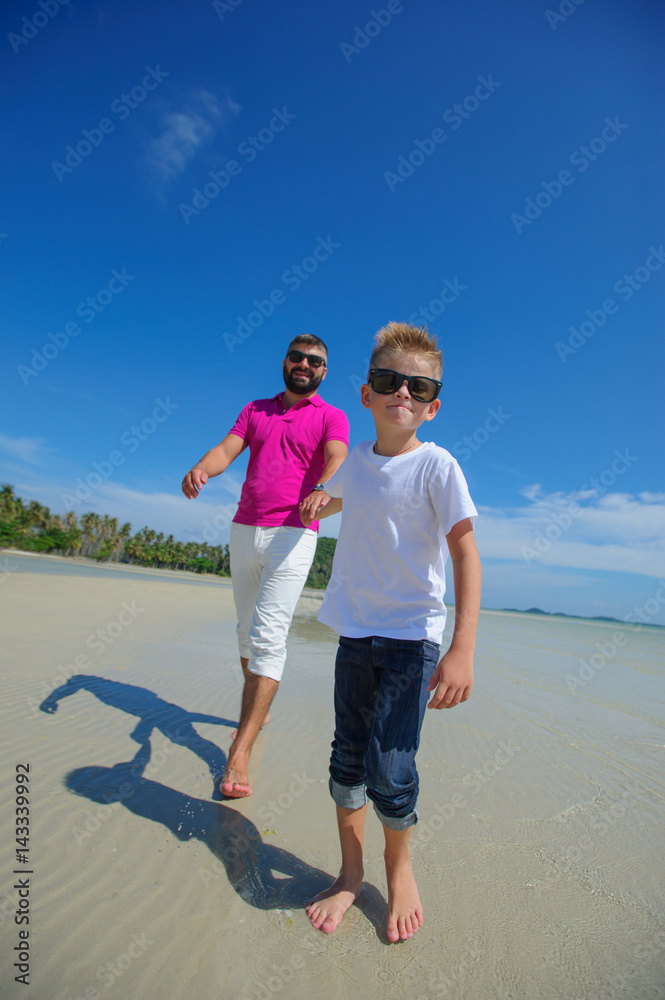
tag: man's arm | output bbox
[181,433,246,499]
[298,439,348,522]
[427,517,481,709]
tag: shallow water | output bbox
[1,550,229,587]
[1,562,663,1000]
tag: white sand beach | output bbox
[1,556,664,999]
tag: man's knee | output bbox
[246,665,281,686]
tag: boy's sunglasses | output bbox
[368,368,442,403]
[287,349,326,369]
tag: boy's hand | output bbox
[299,489,330,527]
[426,647,473,709]
[182,466,208,499]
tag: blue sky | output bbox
[1,0,664,622]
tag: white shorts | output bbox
[229,523,318,682]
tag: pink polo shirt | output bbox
[229,393,349,531]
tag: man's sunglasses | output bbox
[368,368,442,403]
[287,349,326,369]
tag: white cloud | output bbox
[51,480,238,544]
[475,489,665,578]
[520,483,542,501]
[143,89,241,183]
[0,434,53,465]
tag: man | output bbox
[182,335,349,798]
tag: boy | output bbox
[299,322,481,943]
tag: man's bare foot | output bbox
[220,764,251,798]
[385,857,423,942]
[305,873,363,934]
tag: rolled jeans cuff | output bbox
[373,801,419,831]
[329,777,367,811]
[328,777,419,829]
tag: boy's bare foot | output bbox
[220,759,251,798]
[305,873,363,933]
[385,857,423,942]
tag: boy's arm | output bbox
[427,517,481,709]
[182,433,246,499]
[299,496,342,527]
[298,439,348,522]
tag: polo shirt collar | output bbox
[272,392,323,410]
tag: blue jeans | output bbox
[329,635,439,831]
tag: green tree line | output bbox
[0,484,336,587]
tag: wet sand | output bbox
[1,561,664,999]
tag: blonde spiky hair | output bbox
[369,322,443,379]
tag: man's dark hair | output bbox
[287,333,328,360]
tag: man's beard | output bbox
[282,362,324,395]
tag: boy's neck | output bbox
[373,431,421,458]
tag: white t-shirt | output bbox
[318,440,477,644]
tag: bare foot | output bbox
[385,858,423,942]
[220,762,251,799]
[305,873,363,934]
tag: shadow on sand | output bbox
[40,673,233,794]
[49,674,388,937]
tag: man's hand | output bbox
[426,647,473,709]
[299,489,331,527]
[182,466,208,499]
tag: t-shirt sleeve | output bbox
[229,402,253,442]
[429,454,478,537]
[323,407,350,446]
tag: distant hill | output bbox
[500,607,663,628]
